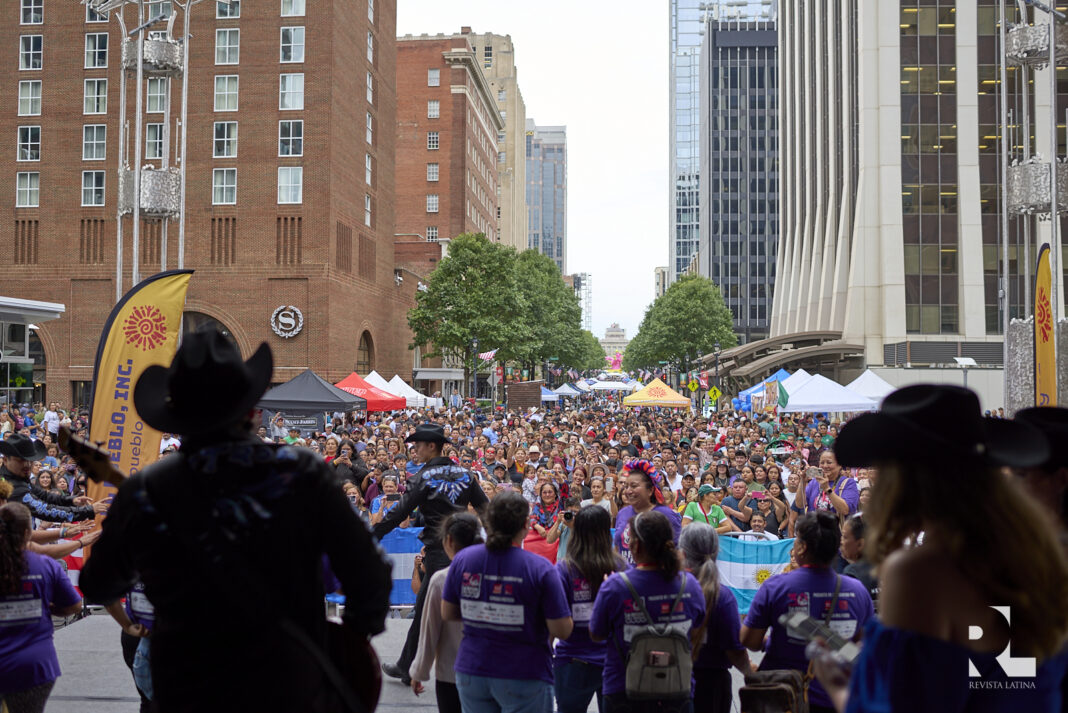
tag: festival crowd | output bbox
[1,344,1068,713]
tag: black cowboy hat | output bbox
[404,423,451,445]
[134,327,273,437]
[836,384,1049,468]
[0,433,47,461]
[1014,406,1068,470]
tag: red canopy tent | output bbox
[334,372,406,412]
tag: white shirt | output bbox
[159,436,181,453]
[738,530,779,541]
[43,410,60,432]
[580,498,612,513]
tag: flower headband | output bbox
[624,458,666,505]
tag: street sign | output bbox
[688,380,699,392]
[708,386,722,403]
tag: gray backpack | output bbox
[616,571,693,700]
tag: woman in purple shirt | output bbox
[0,503,83,713]
[554,505,624,713]
[442,491,573,713]
[613,459,682,566]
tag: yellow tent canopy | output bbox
[623,378,691,408]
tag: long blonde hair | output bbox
[865,461,1068,660]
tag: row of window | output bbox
[19,0,319,25]
[13,167,308,208]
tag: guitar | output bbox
[57,426,384,713]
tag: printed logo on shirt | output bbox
[491,582,515,597]
[0,597,42,626]
[461,572,482,599]
[572,577,592,603]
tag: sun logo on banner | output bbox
[754,568,773,586]
[649,386,666,398]
[1037,286,1053,343]
[122,305,168,351]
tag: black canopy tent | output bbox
[257,369,367,413]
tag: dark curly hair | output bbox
[0,503,31,596]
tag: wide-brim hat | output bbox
[134,327,273,437]
[0,433,47,461]
[1014,406,1068,469]
[404,423,451,445]
[836,384,1048,468]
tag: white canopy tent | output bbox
[386,374,428,408]
[573,380,592,392]
[846,369,896,402]
[554,383,582,396]
[781,374,878,413]
[364,370,395,393]
[589,380,635,392]
[781,369,812,395]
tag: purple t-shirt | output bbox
[0,551,80,691]
[443,543,570,683]
[589,568,705,696]
[796,476,859,516]
[613,505,682,566]
[744,567,874,708]
[123,582,155,631]
[694,585,744,670]
[554,561,605,665]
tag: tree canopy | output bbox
[623,275,737,374]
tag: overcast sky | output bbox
[397,1,669,342]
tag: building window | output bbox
[16,172,39,207]
[146,123,163,159]
[364,194,372,226]
[279,73,304,110]
[427,131,439,150]
[212,168,237,205]
[87,5,107,22]
[497,130,505,143]
[280,27,304,63]
[484,45,492,68]
[368,0,374,22]
[366,112,373,144]
[147,1,172,20]
[81,171,105,206]
[217,0,240,18]
[147,78,167,112]
[427,194,439,213]
[21,0,42,25]
[214,75,238,111]
[213,121,237,158]
[365,153,372,184]
[281,0,304,16]
[366,71,374,103]
[83,125,106,160]
[427,163,439,181]
[500,110,507,120]
[20,35,42,70]
[279,120,303,156]
[18,80,41,116]
[497,151,505,163]
[367,31,374,63]
[428,99,440,119]
[498,88,506,102]
[426,226,438,242]
[278,166,302,204]
[83,79,107,114]
[428,68,440,87]
[85,33,108,69]
[215,29,239,65]
[17,126,40,162]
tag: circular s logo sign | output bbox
[270,305,304,339]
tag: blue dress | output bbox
[846,618,1068,713]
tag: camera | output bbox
[563,511,574,522]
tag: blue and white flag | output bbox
[717,535,795,614]
[379,527,424,606]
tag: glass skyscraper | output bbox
[669,0,704,280]
[526,119,567,273]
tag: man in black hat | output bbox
[0,433,105,523]
[374,421,489,686]
[80,328,392,712]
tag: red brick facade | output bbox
[0,0,427,406]
[395,36,501,246]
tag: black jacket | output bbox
[2,466,95,522]
[372,456,488,546]
[80,436,392,712]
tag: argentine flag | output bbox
[717,535,795,614]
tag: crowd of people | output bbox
[1,329,1067,713]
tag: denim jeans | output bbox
[603,693,693,713]
[554,659,604,713]
[455,671,554,713]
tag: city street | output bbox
[46,608,754,712]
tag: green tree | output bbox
[623,275,737,374]
[513,250,584,371]
[407,233,532,395]
[569,329,607,373]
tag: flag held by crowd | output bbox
[717,535,795,614]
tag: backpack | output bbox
[616,571,693,701]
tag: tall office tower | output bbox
[654,266,669,298]
[564,272,593,332]
[526,119,567,272]
[458,28,528,252]
[772,1,1015,372]
[395,35,502,244]
[0,0,422,405]
[669,0,704,280]
[697,1,778,344]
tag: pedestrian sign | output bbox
[688,380,699,392]
[708,386,722,403]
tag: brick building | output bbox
[1,0,425,406]
[395,34,502,246]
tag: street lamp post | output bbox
[471,337,479,402]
